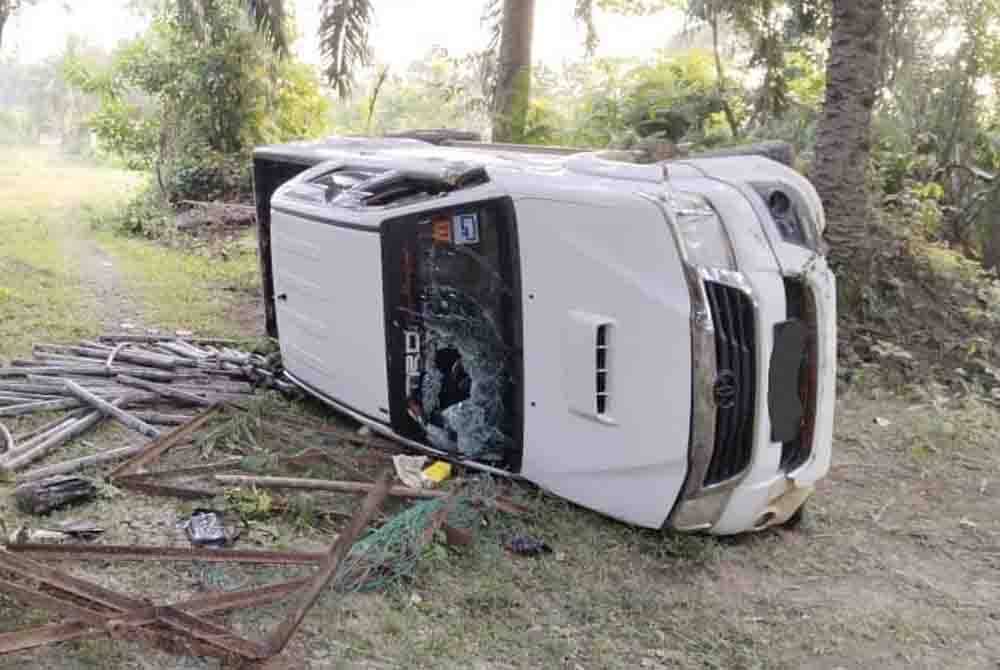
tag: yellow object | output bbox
[422,461,453,485]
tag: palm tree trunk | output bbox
[812,0,885,259]
[708,8,739,138]
[493,0,535,143]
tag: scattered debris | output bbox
[422,460,453,485]
[8,520,105,543]
[176,201,256,231]
[392,455,453,488]
[0,335,531,664]
[46,520,105,540]
[0,470,394,662]
[180,509,238,548]
[14,476,97,515]
[874,416,892,427]
[393,454,429,488]
[505,535,553,557]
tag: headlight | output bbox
[751,183,820,250]
[668,191,736,270]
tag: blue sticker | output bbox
[452,213,480,245]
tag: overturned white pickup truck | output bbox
[252,135,836,535]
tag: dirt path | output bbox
[67,231,151,334]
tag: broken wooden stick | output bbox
[108,405,222,479]
[13,476,97,514]
[64,380,161,439]
[264,469,392,656]
[18,443,151,482]
[213,474,448,499]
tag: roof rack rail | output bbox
[440,140,586,157]
[384,129,482,145]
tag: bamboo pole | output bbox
[98,334,250,346]
[0,398,83,417]
[12,411,87,443]
[64,381,161,439]
[1,405,116,472]
[34,344,182,370]
[0,422,12,455]
[131,412,195,426]
[2,417,79,464]
[116,375,215,407]
[19,443,149,481]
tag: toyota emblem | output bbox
[713,371,738,409]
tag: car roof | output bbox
[254,136,670,187]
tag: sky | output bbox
[5,0,684,67]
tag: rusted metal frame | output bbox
[0,470,396,661]
[0,577,114,625]
[264,468,393,656]
[0,621,93,655]
[107,405,222,479]
[0,550,142,613]
[0,577,310,655]
[0,550,269,660]
[148,606,271,660]
[8,542,325,565]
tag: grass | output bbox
[94,229,260,337]
[0,147,140,358]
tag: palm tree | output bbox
[812,0,885,256]
[193,0,373,98]
[492,0,535,142]
[176,0,291,54]
[225,0,600,136]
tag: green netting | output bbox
[334,480,494,592]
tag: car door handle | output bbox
[276,293,288,302]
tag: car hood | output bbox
[513,194,693,528]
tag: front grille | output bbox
[780,278,815,471]
[703,281,756,486]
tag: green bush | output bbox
[88,185,174,238]
[163,149,251,203]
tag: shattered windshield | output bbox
[383,199,522,468]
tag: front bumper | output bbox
[668,258,837,534]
